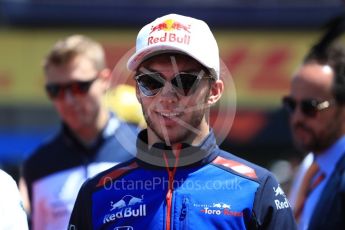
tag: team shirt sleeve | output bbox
[68,180,93,230]
[252,173,297,230]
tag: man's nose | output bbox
[290,105,306,123]
[63,89,77,104]
[160,81,176,98]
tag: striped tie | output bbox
[294,161,325,221]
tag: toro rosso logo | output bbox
[150,19,191,34]
[103,195,147,224]
[200,202,243,217]
[212,202,231,209]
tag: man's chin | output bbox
[294,140,313,153]
[66,120,88,131]
[154,129,186,145]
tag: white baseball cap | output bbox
[127,13,220,79]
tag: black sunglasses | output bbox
[282,96,334,117]
[45,78,97,99]
[134,71,215,97]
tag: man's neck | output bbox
[147,125,210,148]
[74,110,109,145]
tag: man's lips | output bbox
[158,111,182,118]
[155,111,184,127]
[292,125,313,141]
[293,123,312,134]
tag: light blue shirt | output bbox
[299,135,345,230]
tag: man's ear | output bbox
[99,68,111,80]
[208,80,224,105]
[98,68,111,92]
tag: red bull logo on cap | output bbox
[150,19,191,34]
[148,19,191,46]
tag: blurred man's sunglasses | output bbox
[282,96,334,118]
[134,71,215,97]
[45,78,97,100]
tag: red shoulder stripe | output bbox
[213,156,257,179]
[96,161,139,188]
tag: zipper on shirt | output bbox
[166,168,175,230]
[163,144,182,230]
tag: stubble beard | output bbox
[144,108,206,145]
[295,109,343,154]
[143,96,209,145]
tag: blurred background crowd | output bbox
[0,0,344,193]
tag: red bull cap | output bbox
[127,13,220,79]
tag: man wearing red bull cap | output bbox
[68,13,297,229]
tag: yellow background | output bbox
[0,28,320,108]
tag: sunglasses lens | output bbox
[45,84,62,99]
[45,78,96,100]
[301,100,318,117]
[283,97,321,118]
[137,74,164,96]
[282,97,296,113]
[171,74,199,96]
[135,72,207,96]
[70,81,93,96]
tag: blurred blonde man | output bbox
[21,35,138,230]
